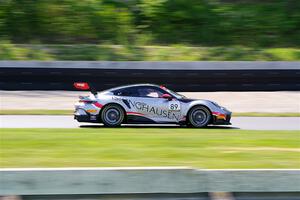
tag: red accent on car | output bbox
[160,85,166,89]
[79,100,94,104]
[162,93,172,100]
[212,112,226,120]
[74,82,90,90]
[93,102,103,108]
[126,112,145,116]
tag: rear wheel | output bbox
[188,106,211,128]
[101,104,124,127]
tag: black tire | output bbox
[188,106,211,128]
[100,104,125,127]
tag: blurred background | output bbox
[0,1,300,200]
[0,0,299,61]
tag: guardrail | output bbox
[1,168,299,200]
[0,61,300,91]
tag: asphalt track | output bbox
[1,115,300,130]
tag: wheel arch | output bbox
[99,102,127,123]
[186,104,213,124]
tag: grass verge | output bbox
[1,128,299,168]
[1,44,300,61]
[0,109,299,117]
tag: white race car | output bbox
[74,83,231,127]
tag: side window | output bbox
[114,88,138,96]
[113,86,171,98]
[136,86,165,98]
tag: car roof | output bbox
[106,83,161,92]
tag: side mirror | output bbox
[162,93,172,100]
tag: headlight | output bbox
[211,101,221,108]
[211,101,226,110]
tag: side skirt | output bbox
[126,115,182,125]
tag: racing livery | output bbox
[74,83,231,127]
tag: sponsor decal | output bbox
[168,100,180,111]
[127,99,181,121]
[90,115,97,120]
[122,99,131,109]
[74,82,90,90]
[112,97,132,108]
[112,96,123,101]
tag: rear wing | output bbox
[73,82,97,95]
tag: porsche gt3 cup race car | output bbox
[74,83,232,128]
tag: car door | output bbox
[130,86,182,123]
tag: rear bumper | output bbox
[75,115,89,122]
[74,114,99,123]
[74,109,99,123]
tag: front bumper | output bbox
[212,111,232,125]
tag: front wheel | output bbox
[101,104,125,127]
[188,106,211,128]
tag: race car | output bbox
[74,83,232,127]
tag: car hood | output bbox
[178,98,211,103]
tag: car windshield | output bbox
[161,86,187,99]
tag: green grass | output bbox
[1,109,299,117]
[1,44,300,61]
[1,128,299,168]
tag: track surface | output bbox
[2,91,300,112]
[1,115,299,130]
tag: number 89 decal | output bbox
[168,101,180,111]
